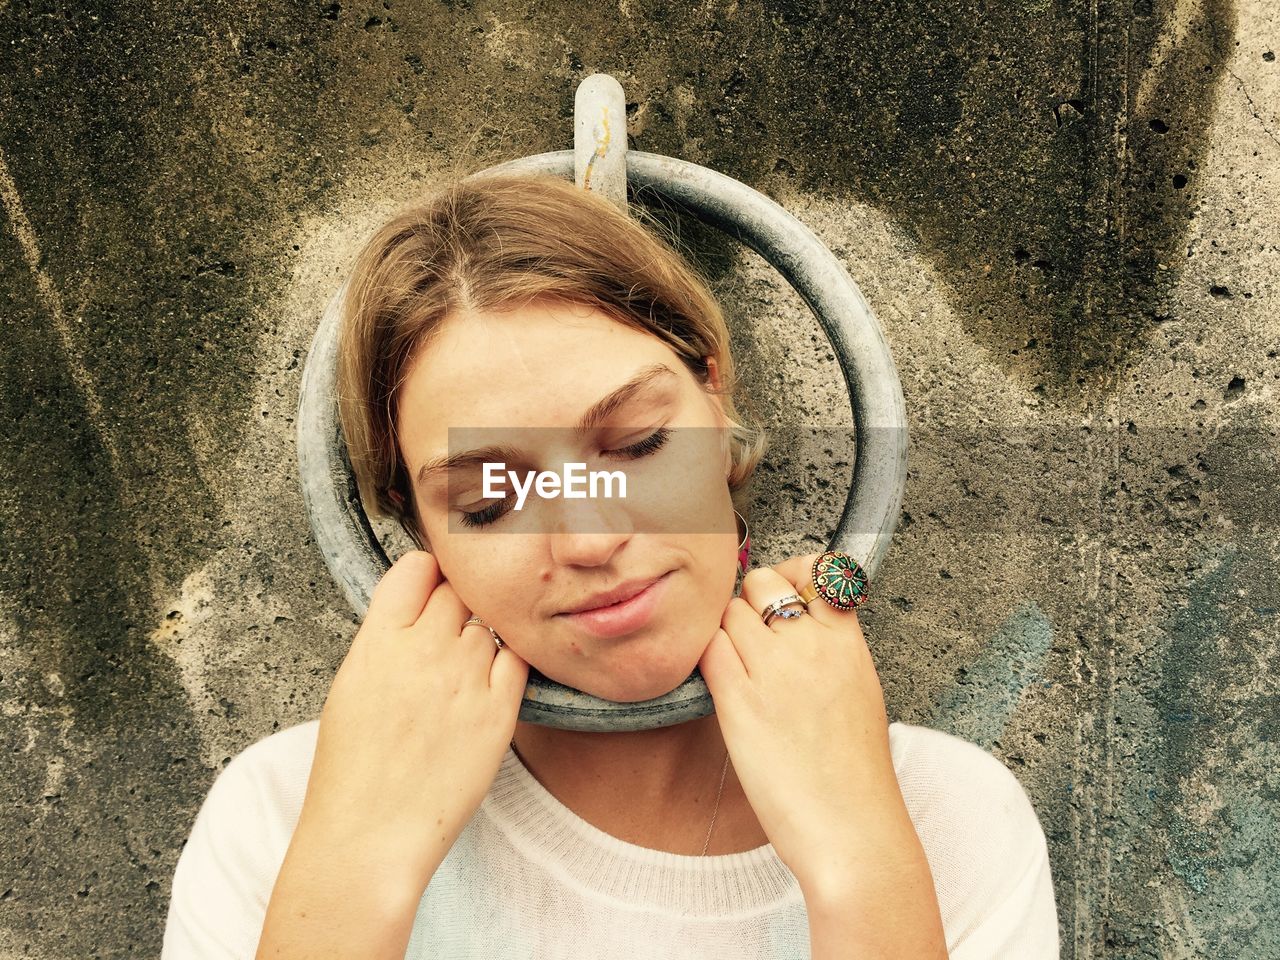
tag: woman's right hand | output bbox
[297,549,529,889]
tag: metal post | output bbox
[574,74,628,214]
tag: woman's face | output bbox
[396,298,741,703]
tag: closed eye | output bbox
[602,425,672,460]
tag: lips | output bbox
[559,573,670,615]
[555,571,674,639]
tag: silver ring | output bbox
[760,594,806,627]
[463,616,504,649]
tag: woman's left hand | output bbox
[698,553,901,896]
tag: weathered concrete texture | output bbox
[0,0,1276,957]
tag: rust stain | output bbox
[582,104,613,192]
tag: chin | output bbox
[539,657,703,704]
[595,674,697,704]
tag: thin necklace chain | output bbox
[701,748,731,856]
[510,739,732,857]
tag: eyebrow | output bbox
[414,362,680,489]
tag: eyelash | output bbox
[456,426,673,529]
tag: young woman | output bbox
[162,172,1060,959]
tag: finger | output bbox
[699,626,749,696]
[490,645,531,704]
[415,574,474,638]
[368,551,440,630]
[738,566,812,631]
[720,595,773,675]
[459,619,503,658]
[769,551,822,588]
[769,551,864,630]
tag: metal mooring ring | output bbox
[296,150,907,732]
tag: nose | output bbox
[545,492,634,567]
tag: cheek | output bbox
[626,432,732,535]
[698,530,741,598]
[438,541,543,624]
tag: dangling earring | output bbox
[734,508,751,574]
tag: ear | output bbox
[701,355,729,422]
[704,355,723,391]
[701,356,733,476]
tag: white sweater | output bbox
[162,719,1060,959]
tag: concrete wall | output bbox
[1,1,1276,956]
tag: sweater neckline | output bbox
[480,744,803,917]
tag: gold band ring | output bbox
[463,616,505,649]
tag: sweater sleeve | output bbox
[899,727,1061,960]
[945,787,1059,960]
[161,726,312,960]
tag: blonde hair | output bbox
[336,169,767,549]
